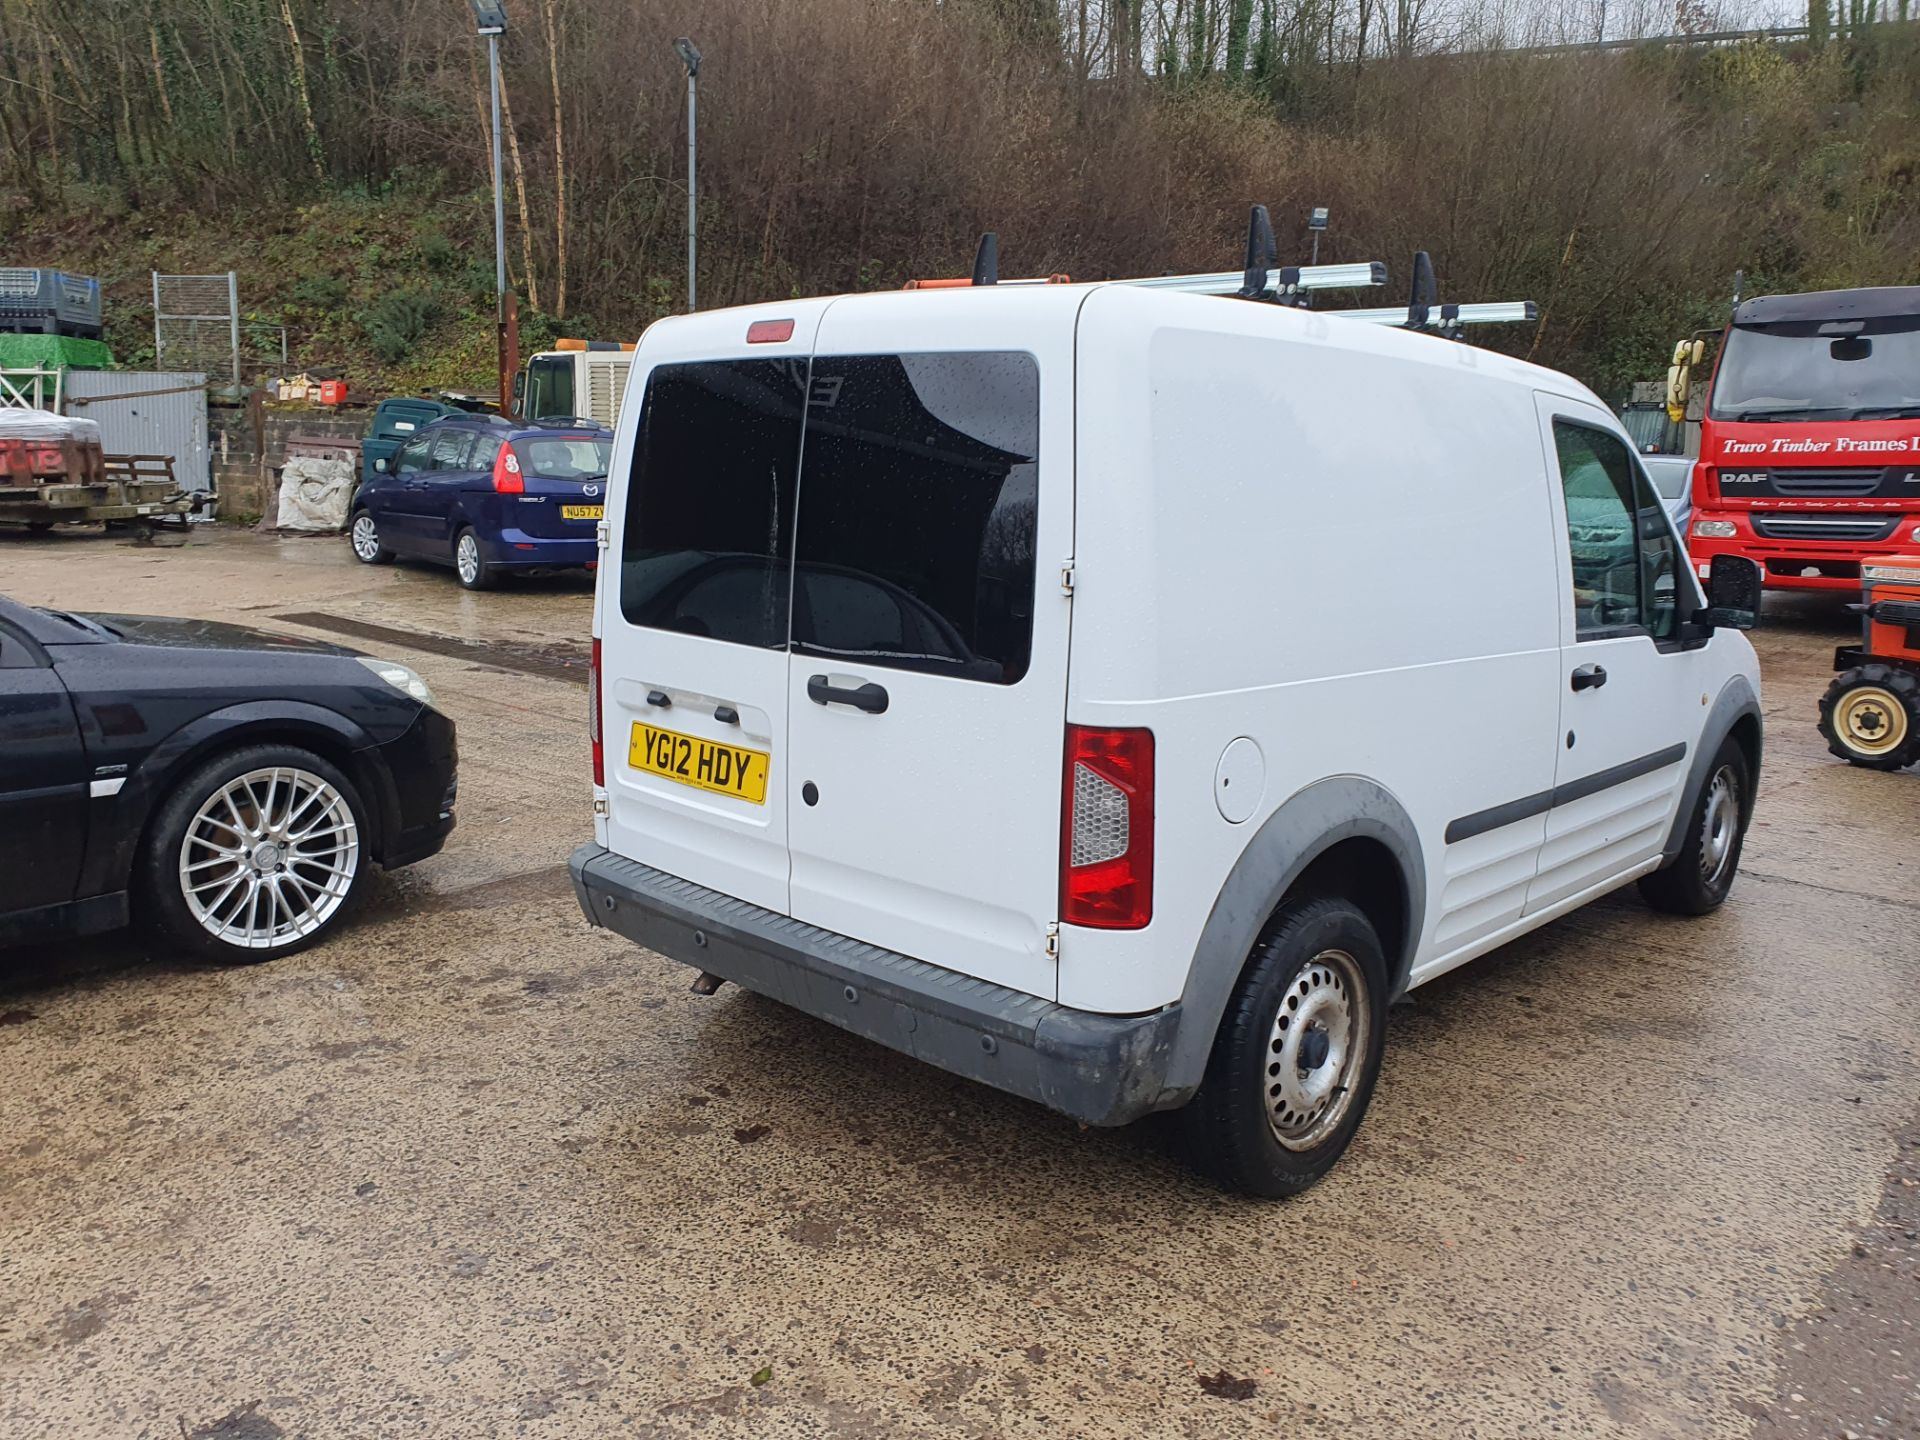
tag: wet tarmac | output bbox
[2,527,1917,1438]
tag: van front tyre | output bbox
[1638,737,1750,916]
[1180,896,1389,1198]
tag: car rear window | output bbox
[518,436,610,478]
[792,352,1039,684]
[620,360,806,648]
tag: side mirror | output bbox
[1701,554,1761,630]
[374,457,388,473]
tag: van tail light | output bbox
[589,637,604,786]
[1061,725,1154,929]
[493,442,525,494]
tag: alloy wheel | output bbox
[177,766,360,950]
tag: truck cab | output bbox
[1686,286,1920,591]
[514,339,635,428]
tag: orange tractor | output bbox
[1819,557,1920,769]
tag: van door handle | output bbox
[646,689,671,708]
[807,674,889,714]
[1570,664,1608,692]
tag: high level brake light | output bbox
[493,442,524,494]
[1061,725,1154,929]
[589,637,604,786]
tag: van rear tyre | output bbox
[1638,737,1750,916]
[1180,896,1389,1198]
[1818,665,1920,771]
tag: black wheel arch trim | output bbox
[80,700,401,897]
[1164,775,1426,1103]
[1660,674,1762,865]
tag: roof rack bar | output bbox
[1336,301,1539,327]
[1125,261,1388,296]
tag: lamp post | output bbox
[1308,206,1330,267]
[673,37,702,312]
[470,1,515,410]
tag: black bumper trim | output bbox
[568,844,1183,1127]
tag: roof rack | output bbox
[901,207,1537,337]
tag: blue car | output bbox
[348,417,612,589]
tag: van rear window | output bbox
[793,352,1039,685]
[618,350,1039,683]
[620,359,807,648]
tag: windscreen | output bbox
[1710,316,1920,421]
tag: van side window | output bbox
[620,360,807,648]
[792,352,1039,684]
[1553,420,1673,639]
[1629,461,1682,641]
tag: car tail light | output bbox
[589,637,604,786]
[493,442,524,494]
[746,318,795,343]
[1061,725,1154,929]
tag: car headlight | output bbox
[1693,519,1737,539]
[357,656,435,705]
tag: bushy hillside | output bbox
[0,2,1914,399]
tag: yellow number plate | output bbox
[630,722,769,804]
[561,504,603,521]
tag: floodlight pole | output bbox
[488,33,506,307]
[675,38,702,312]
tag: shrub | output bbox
[360,288,444,363]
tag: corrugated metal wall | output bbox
[63,371,209,492]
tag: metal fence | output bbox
[153,272,240,388]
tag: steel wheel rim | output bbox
[350,514,379,560]
[456,534,480,584]
[1697,764,1740,888]
[1836,686,1907,756]
[1266,948,1369,1152]
[178,766,359,950]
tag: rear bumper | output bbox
[568,843,1182,1127]
[484,529,597,568]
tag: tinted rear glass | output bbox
[519,437,610,477]
[620,360,807,648]
[793,352,1039,684]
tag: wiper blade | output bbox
[1721,407,1845,422]
[1850,405,1920,420]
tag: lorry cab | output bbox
[515,339,635,429]
[571,246,1764,1197]
[1686,286,1920,591]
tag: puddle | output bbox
[273,612,589,684]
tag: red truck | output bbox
[1683,285,1920,593]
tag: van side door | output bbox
[1528,395,1699,913]
[781,306,1073,1000]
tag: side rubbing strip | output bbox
[1444,790,1551,845]
[1445,742,1690,845]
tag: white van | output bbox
[569,276,1764,1195]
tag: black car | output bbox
[0,596,456,961]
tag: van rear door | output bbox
[782,297,1074,1000]
[598,308,825,914]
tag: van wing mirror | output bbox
[1701,554,1761,630]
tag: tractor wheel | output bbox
[1818,664,1920,771]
